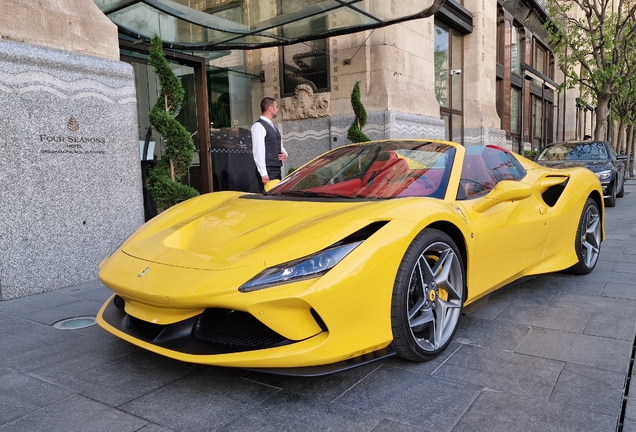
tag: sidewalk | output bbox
[1,183,636,432]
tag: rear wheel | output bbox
[390,229,464,361]
[568,198,601,275]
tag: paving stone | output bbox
[548,363,625,416]
[626,387,636,422]
[493,301,591,333]
[528,275,604,296]
[624,419,636,432]
[120,368,281,432]
[600,250,636,264]
[615,262,636,274]
[336,365,481,432]
[0,312,80,360]
[0,395,147,432]
[577,268,636,285]
[218,390,384,432]
[53,350,201,407]
[0,367,74,424]
[243,361,381,402]
[19,298,104,325]
[453,389,616,432]
[462,295,510,320]
[379,340,462,374]
[454,315,530,351]
[583,312,636,341]
[0,290,78,315]
[5,332,138,381]
[603,282,636,300]
[515,327,632,373]
[432,344,563,401]
[137,424,176,432]
[370,419,422,432]
[553,293,636,317]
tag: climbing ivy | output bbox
[147,35,199,209]
[347,81,370,143]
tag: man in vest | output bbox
[251,97,288,191]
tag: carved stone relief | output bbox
[281,83,330,121]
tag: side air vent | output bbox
[542,181,568,207]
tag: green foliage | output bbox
[147,35,199,209]
[287,167,297,175]
[347,81,370,143]
[544,0,636,138]
[523,150,539,160]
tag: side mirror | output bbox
[264,179,281,192]
[472,181,533,213]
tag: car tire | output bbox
[390,228,464,361]
[567,198,601,275]
[605,183,617,207]
[617,179,625,198]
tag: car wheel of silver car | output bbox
[390,229,464,361]
[605,183,617,207]
[568,198,601,275]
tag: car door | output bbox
[455,146,551,301]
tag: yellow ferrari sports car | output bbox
[97,140,604,375]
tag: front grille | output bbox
[192,308,287,348]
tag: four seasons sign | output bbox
[38,116,107,154]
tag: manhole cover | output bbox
[53,316,96,330]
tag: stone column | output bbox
[0,0,143,300]
[462,0,507,147]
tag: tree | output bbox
[146,35,199,209]
[347,81,370,143]
[545,0,636,140]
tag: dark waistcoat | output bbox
[258,119,282,167]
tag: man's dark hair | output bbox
[260,97,276,114]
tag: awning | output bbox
[95,0,446,51]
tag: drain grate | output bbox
[617,330,636,431]
[53,316,97,330]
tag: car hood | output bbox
[536,159,613,172]
[121,194,408,271]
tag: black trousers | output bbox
[257,166,282,193]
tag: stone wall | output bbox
[0,39,144,300]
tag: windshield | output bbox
[269,141,456,199]
[537,142,610,161]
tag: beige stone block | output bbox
[0,0,118,60]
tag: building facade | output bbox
[105,0,590,191]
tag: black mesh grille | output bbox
[192,308,287,348]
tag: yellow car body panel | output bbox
[97,140,604,371]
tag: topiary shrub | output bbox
[347,81,370,143]
[147,35,199,210]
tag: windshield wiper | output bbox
[278,190,354,199]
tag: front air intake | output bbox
[192,308,287,348]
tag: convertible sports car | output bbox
[97,140,604,375]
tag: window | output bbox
[510,87,520,134]
[458,145,526,200]
[534,43,546,75]
[434,21,463,143]
[281,39,329,96]
[511,26,520,75]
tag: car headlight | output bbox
[595,170,612,180]
[239,241,362,292]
